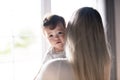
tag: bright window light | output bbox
[0,0,106,80]
[51,0,97,23]
[0,0,42,80]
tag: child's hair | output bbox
[43,15,66,30]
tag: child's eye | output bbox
[58,32,64,35]
[49,34,53,38]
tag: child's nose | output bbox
[54,34,59,39]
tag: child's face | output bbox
[44,23,65,52]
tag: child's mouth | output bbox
[56,42,61,44]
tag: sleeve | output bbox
[42,51,52,64]
[33,49,53,80]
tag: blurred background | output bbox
[0,0,119,80]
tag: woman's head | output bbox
[66,7,111,80]
[66,7,104,57]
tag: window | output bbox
[0,0,106,80]
[51,0,106,25]
[51,0,97,21]
[0,0,42,80]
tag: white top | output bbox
[39,58,75,80]
[42,47,66,64]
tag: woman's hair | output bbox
[66,7,111,80]
[43,15,66,30]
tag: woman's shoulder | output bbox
[44,58,69,68]
[40,58,75,80]
[44,58,74,75]
[41,58,72,74]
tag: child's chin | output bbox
[57,44,64,48]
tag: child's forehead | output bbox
[44,25,65,31]
[44,23,65,30]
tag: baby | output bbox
[42,14,66,64]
